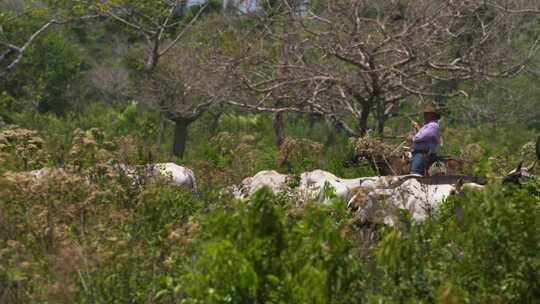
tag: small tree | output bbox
[135,42,225,157]
[82,0,224,157]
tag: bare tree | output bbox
[221,0,540,137]
[86,0,210,71]
[219,0,332,146]
[80,0,223,157]
[137,45,224,157]
[87,65,131,103]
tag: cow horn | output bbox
[504,160,523,178]
[503,160,524,185]
[515,160,523,173]
[527,160,537,172]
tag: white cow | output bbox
[348,175,485,226]
[299,170,417,204]
[150,163,197,191]
[231,169,352,202]
[27,167,71,180]
[25,163,197,191]
[231,170,486,224]
[232,170,291,200]
[233,169,407,204]
[299,170,358,203]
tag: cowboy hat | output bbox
[423,103,441,119]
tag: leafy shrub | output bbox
[0,126,49,171]
[0,75,538,303]
[277,137,324,173]
[0,27,81,115]
[178,188,366,303]
[0,164,205,303]
[191,131,276,186]
[374,182,540,303]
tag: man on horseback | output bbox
[408,103,441,175]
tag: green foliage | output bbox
[0,92,24,124]
[180,188,365,303]
[116,102,161,141]
[135,183,205,236]
[1,115,539,302]
[373,183,540,303]
[1,1,540,303]
[1,26,81,115]
[0,159,205,302]
[439,184,540,302]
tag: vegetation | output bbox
[1,0,539,303]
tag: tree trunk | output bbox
[270,4,292,148]
[326,120,338,146]
[173,118,189,158]
[209,111,222,135]
[158,119,166,146]
[376,115,386,135]
[376,101,386,136]
[358,107,370,136]
[272,111,285,147]
[145,34,160,71]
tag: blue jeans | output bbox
[410,152,425,174]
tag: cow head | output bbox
[503,159,537,185]
[502,137,540,185]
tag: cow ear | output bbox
[527,160,537,172]
[455,178,464,194]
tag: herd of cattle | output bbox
[20,136,540,226]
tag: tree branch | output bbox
[0,19,57,77]
[159,3,209,57]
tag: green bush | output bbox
[373,183,540,303]
[179,188,366,303]
[0,26,81,115]
[1,123,539,303]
